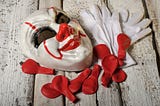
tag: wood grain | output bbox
[0,0,38,105]
[33,0,64,106]
[63,1,100,105]
[63,0,122,106]
[0,0,159,106]
[109,0,160,106]
[144,0,160,76]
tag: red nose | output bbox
[56,23,71,42]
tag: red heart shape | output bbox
[41,83,61,98]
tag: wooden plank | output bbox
[144,0,160,76]
[33,0,64,106]
[39,0,62,9]
[64,72,97,106]
[63,0,99,105]
[108,0,160,106]
[63,0,122,106]
[0,0,38,105]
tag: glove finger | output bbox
[80,10,96,29]
[135,18,151,29]
[126,12,144,25]
[101,3,111,21]
[119,9,129,22]
[131,27,152,44]
[80,10,111,46]
[89,5,102,24]
[112,12,123,36]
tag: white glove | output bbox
[119,9,151,44]
[80,4,136,67]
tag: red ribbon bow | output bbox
[94,33,131,87]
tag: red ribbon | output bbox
[94,33,131,87]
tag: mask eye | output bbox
[33,27,57,48]
[56,12,70,24]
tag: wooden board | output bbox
[0,0,160,106]
[145,0,160,75]
[33,0,65,106]
[108,0,160,106]
[63,0,122,106]
[0,0,38,105]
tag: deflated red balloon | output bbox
[69,68,91,93]
[117,33,131,50]
[82,64,101,94]
[101,55,118,87]
[112,69,127,83]
[117,33,131,63]
[21,59,54,75]
[52,75,77,102]
[41,83,61,98]
[93,44,111,59]
[102,55,118,74]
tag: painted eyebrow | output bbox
[25,22,38,32]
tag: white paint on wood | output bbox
[33,0,65,106]
[97,73,122,106]
[145,0,160,60]
[34,74,64,106]
[63,0,122,106]
[63,0,101,105]
[39,0,62,9]
[64,72,97,106]
[0,0,38,105]
[1,0,159,106]
[109,0,160,106]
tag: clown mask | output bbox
[21,7,93,71]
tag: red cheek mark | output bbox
[25,22,38,32]
[78,31,86,37]
[43,40,63,59]
[59,39,80,51]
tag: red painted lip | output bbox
[59,38,80,51]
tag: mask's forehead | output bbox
[48,7,70,22]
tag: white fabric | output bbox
[80,4,151,68]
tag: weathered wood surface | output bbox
[33,0,64,106]
[109,0,160,106]
[0,0,160,106]
[0,0,38,106]
[63,1,122,106]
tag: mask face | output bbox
[21,7,93,71]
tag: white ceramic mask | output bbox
[21,7,93,71]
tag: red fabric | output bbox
[82,64,101,94]
[21,59,54,75]
[94,33,131,87]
